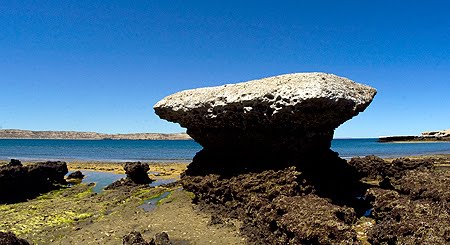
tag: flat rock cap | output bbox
[154,72,376,130]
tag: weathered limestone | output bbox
[153,73,378,243]
[154,72,376,156]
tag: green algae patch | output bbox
[0,183,109,240]
[184,190,196,200]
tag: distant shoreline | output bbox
[378,136,450,143]
[0,129,192,140]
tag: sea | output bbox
[1,138,450,162]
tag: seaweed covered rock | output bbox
[0,160,68,203]
[0,231,30,245]
[392,168,450,202]
[243,195,358,244]
[67,170,85,179]
[183,166,310,219]
[348,156,433,181]
[366,188,450,244]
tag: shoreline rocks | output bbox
[67,170,85,179]
[106,162,153,190]
[0,159,68,203]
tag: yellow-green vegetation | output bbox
[0,183,165,243]
[0,186,95,236]
[184,190,196,200]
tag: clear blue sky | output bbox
[1,1,449,138]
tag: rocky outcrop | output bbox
[124,162,152,184]
[155,73,376,160]
[67,170,84,179]
[106,162,153,190]
[154,73,377,243]
[0,160,68,203]
[0,232,30,245]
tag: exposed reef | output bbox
[0,159,68,203]
[352,156,450,244]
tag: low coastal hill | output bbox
[379,129,450,142]
[0,129,191,140]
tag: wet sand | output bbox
[66,161,188,180]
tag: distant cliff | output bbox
[0,129,192,140]
[379,129,450,142]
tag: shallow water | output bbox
[71,170,178,193]
[79,171,125,193]
[138,191,171,212]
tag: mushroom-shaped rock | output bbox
[154,73,376,157]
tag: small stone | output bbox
[67,170,84,179]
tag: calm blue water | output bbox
[0,139,201,162]
[1,139,450,161]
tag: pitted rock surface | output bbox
[154,73,376,154]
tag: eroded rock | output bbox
[155,73,376,159]
[124,162,152,184]
[154,73,377,244]
[106,162,153,190]
[0,160,68,203]
[67,170,85,179]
